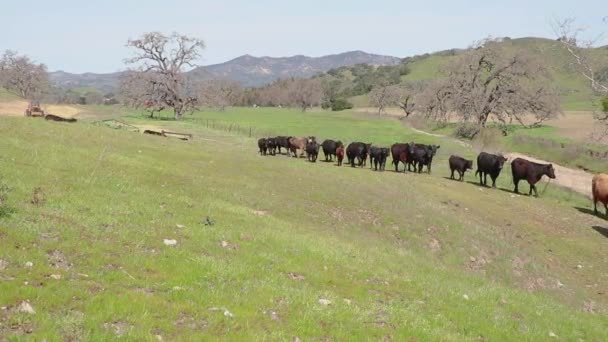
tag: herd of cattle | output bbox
[258,136,559,198]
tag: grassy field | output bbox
[1,107,607,340]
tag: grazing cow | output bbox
[288,136,314,158]
[346,142,372,168]
[275,136,291,154]
[410,144,440,173]
[321,139,343,162]
[336,146,345,166]
[369,147,389,171]
[258,138,268,155]
[45,114,76,122]
[266,137,277,156]
[511,158,556,197]
[306,139,320,162]
[475,152,508,188]
[592,174,608,216]
[449,155,473,181]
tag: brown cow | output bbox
[592,173,608,216]
[288,136,315,158]
[511,158,556,197]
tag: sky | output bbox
[0,0,606,73]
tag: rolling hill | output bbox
[48,51,401,91]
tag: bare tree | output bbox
[369,83,396,114]
[287,78,322,111]
[119,71,166,118]
[420,39,561,130]
[554,18,608,95]
[124,32,205,119]
[199,79,243,111]
[0,50,49,101]
[391,82,423,117]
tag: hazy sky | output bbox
[0,0,605,73]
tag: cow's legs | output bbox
[450,169,454,180]
[604,203,608,217]
[491,176,497,188]
[513,179,519,193]
[483,173,488,186]
[531,184,538,197]
[594,200,598,215]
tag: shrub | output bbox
[601,96,608,113]
[399,64,411,76]
[331,99,353,111]
[454,123,480,139]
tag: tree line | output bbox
[1,24,606,134]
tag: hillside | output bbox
[49,51,401,90]
[0,107,606,339]
[321,37,608,110]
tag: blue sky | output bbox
[0,0,605,73]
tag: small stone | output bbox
[176,224,185,229]
[293,337,302,342]
[343,298,352,305]
[576,264,583,269]
[463,294,470,300]
[557,280,565,288]
[469,256,477,262]
[50,274,61,280]
[549,331,558,338]
[0,259,8,270]
[25,261,33,268]
[172,286,183,291]
[223,309,234,318]
[18,301,36,314]
[220,241,229,248]
[155,335,163,341]
[318,298,332,306]
[163,239,177,246]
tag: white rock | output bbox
[50,274,61,280]
[576,264,583,269]
[155,335,163,341]
[318,298,332,306]
[223,309,234,318]
[343,298,352,305]
[24,261,33,268]
[18,301,36,314]
[549,331,558,338]
[163,239,178,246]
[463,294,470,300]
[176,224,185,229]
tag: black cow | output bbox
[258,138,268,155]
[346,142,372,168]
[475,152,508,188]
[266,137,277,156]
[45,114,76,122]
[321,140,344,162]
[390,143,415,172]
[449,155,473,181]
[369,147,389,171]
[511,158,556,197]
[410,144,440,173]
[306,139,320,162]
[275,136,291,154]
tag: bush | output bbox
[399,64,411,76]
[331,99,353,111]
[454,123,480,139]
[601,96,608,113]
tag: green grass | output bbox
[0,108,607,340]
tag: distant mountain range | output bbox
[49,51,402,92]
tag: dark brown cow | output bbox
[336,146,345,166]
[511,158,556,197]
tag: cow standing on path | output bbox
[275,136,291,155]
[449,155,473,181]
[336,146,345,166]
[390,143,414,172]
[511,158,556,197]
[321,140,343,162]
[369,147,389,171]
[258,138,268,155]
[346,142,372,168]
[592,174,608,216]
[475,152,508,188]
[306,139,320,162]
